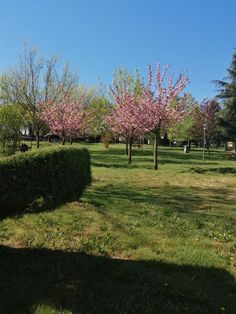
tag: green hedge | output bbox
[0,147,91,214]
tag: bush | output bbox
[0,147,91,214]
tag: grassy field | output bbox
[0,143,236,313]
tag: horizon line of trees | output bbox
[0,46,235,168]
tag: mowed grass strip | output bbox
[0,144,235,313]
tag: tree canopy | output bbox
[214,51,236,140]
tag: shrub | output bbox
[0,147,91,214]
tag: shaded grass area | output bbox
[0,144,236,313]
[90,145,226,168]
[190,166,236,174]
[0,245,235,314]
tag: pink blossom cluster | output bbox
[107,64,189,139]
[141,64,189,132]
[39,94,85,138]
[106,95,149,139]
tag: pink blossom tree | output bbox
[106,76,147,164]
[142,65,188,170]
[39,93,85,145]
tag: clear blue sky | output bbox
[0,0,235,101]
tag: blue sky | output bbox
[0,0,235,101]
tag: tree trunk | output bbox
[153,130,159,170]
[35,128,40,148]
[188,139,191,151]
[126,139,129,155]
[207,142,210,157]
[128,139,133,164]
[62,136,66,145]
[70,136,73,145]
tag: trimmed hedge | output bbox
[0,147,91,214]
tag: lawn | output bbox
[0,144,236,313]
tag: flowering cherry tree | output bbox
[39,93,85,145]
[106,76,147,164]
[107,65,188,167]
[142,65,188,169]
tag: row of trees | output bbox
[0,47,235,169]
[107,65,188,169]
[0,48,78,149]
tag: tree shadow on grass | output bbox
[0,245,235,314]
[189,167,236,175]
[90,147,153,157]
[160,149,226,161]
[91,146,226,160]
[90,147,222,169]
[0,194,83,221]
[84,183,234,216]
[91,157,219,169]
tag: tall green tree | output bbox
[168,94,198,146]
[0,104,23,155]
[214,51,236,141]
[0,46,77,148]
[72,85,112,139]
[84,96,112,136]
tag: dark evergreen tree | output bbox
[214,51,236,140]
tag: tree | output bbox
[188,106,203,145]
[75,85,113,138]
[0,104,23,155]
[142,64,188,170]
[214,51,236,141]
[168,94,197,146]
[190,99,220,154]
[168,115,194,146]
[106,74,147,164]
[84,96,112,137]
[110,68,143,155]
[202,99,220,151]
[0,46,77,148]
[39,93,85,145]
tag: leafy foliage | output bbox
[0,104,23,156]
[0,46,77,147]
[190,99,220,145]
[84,96,112,136]
[214,51,236,139]
[168,94,197,143]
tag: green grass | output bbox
[0,143,236,313]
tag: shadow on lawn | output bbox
[90,148,223,169]
[85,183,233,215]
[190,167,236,175]
[0,245,235,314]
[92,159,219,169]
